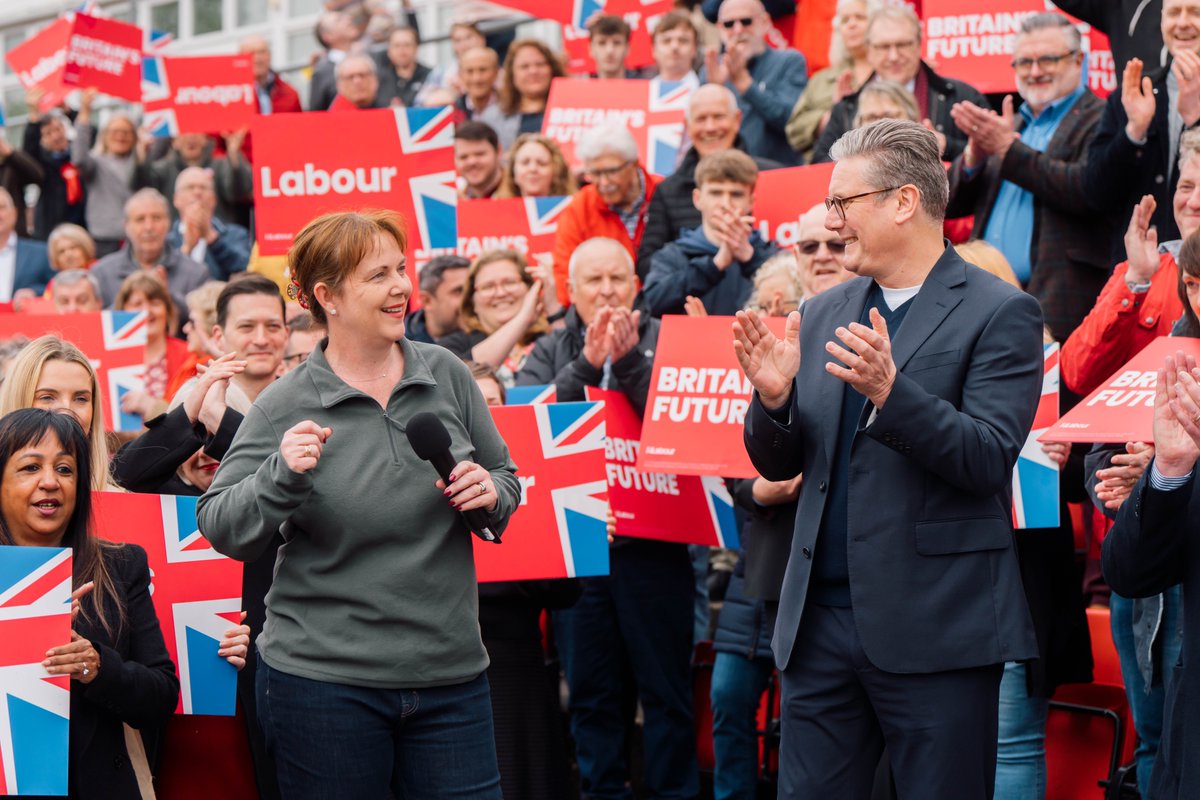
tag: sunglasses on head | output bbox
[797,239,846,255]
[721,16,754,29]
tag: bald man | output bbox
[636,83,783,280]
[455,47,501,120]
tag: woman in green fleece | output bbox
[196,210,521,799]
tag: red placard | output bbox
[0,311,147,432]
[5,17,73,111]
[141,54,256,136]
[475,403,610,581]
[95,493,243,715]
[752,163,836,247]
[543,77,693,176]
[586,386,739,547]
[251,106,458,260]
[921,0,1114,97]
[638,315,785,477]
[63,13,143,100]
[1039,337,1200,444]
[457,196,571,265]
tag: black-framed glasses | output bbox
[1011,51,1077,72]
[797,239,847,255]
[824,187,902,221]
[720,16,754,29]
[584,159,634,183]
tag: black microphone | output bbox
[406,412,501,543]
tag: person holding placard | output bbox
[197,209,520,799]
[735,119,1042,799]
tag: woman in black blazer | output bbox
[0,408,179,799]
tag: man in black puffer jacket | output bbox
[515,236,701,800]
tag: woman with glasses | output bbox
[437,249,559,386]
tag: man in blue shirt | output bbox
[946,12,1112,342]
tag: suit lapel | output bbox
[816,278,872,462]
[889,247,967,372]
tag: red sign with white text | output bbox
[586,386,739,547]
[543,77,693,176]
[638,315,786,477]
[0,311,147,432]
[753,163,836,248]
[6,13,144,103]
[475,403,610,582]
[141,54,256,136]
[456,196,571,266]
[1039,337,1200,444]
[922,0,1114,97]
[5,17,73,110]
[251,107,458,259]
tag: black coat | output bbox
[67,544,179,799]
[1085,64,1180,264]
[634,139,781,282]
[23,121,86,240]
[726,478,794,604]
[1052,0,1165,72]
[812,63,988,164]
[111,404,241,496]
[1103,471,1200,799]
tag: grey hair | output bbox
[853,80,920,126]
[1181,128,1200,169]
[568,237,633,287]
[829,0,882,67]
[576,123,639,163]
[828,119,948,222]
[335,53,377,79]
[124,187,171,220]
[748,252,803,310]
[173,165,215,194]
[1018,12,1082,52]
[866,5,921,45]
[686,83,739,123]
[52,269,101,298]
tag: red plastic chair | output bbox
[1045,607,1138,800]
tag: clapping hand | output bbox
[1152,353,1200,477]
[1124,195,1161,285]
[583,306,614,369]
[825,308,897,408]
[1095,442,1154,509]
[732,308,801,410]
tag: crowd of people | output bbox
[5,0,1200,798]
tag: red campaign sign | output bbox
[251,107,458,259]
[752,163,835,248]
[5,17,73,110]
[1039,337,1200,444]
[543,77,693,177]
[94,493,243,715]
[0,311,147,432]
[475,403,610,582]
[456,196,571,266]
[921,0,1114,97]
[6,13,144,104]
[638,315,786,478]
[586,386,739,547]
[141,54,256,136]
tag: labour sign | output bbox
[252,106,458,261]
[753,163,835,248]
[1039,336,1200,444]
[142,54,256,136]
[638,314,786,477]
[7,13,143,102]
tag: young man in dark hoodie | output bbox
[641,148,777,316]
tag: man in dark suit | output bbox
[947,12,1112,343]
[733,119,1044,798]
[1085,0,1200,262]
[0,186,55,305]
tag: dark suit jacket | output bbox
[1085,64,1179,264]
[744,245,1042,673]
[947,90,1112,342]
[14,237,55,296]
[69,543,179,799]
[1104,470,1199,799]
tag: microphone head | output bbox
[405,412,452,461]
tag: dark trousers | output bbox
[256,658,502,800]
[779,604,1004,800]
[558,539,699,799]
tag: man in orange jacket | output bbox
[552,123,661,309]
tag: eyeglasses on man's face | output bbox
[824,187,901,221]
[1011,51,1077,72]
[585,159,634,183]
[797,239,847,256]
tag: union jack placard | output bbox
[94,493,242,715]
[0,311,147,432]
[477,403,610,581]
[0,546,71,796]
[1013,344,1061,530]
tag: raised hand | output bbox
[280,420,332,474]
[609,307,642,361]
[583,306,614,369]
[1152,353,1200,477]
[825,307,897,408]
[1122,58,1157,142]
[732,308,801,410]
[1124,195,1161,285]
[684,296,708,317]
[184,353,245,425]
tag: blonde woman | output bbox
[71,88,149,256]
[495,134,578,199]
[47,223,98,271]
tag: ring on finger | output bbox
[304,444,314,458]
[476,481,487,496]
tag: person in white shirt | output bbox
[0,187,54,306]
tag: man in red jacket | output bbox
[238,35,302,166]
[552,123,661,308]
